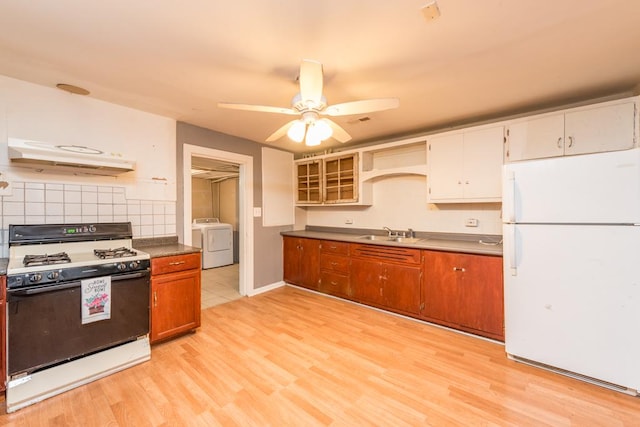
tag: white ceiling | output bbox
[1,0,640,154]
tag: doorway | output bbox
[191,157,241,307]
[182,144,254,297]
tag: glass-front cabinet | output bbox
[295,153,359,205]
[296,160,322,204]
[323,153,358,203]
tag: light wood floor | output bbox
[2,286,639,426]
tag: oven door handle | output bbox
[10,281,82,296]
[9,271,148,296]
[111,271,148,281]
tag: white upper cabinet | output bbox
[505,99,636,162]
[427,126,504,203]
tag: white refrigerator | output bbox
[503,148,640,394]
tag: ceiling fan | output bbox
[218,59,399,146]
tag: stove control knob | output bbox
[30,273,42,283]
[117,263,127,271]
[129,260,140,269]
[47,271,59,280]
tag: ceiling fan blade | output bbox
[265,120,297,142]
[218,102,297,115]
[299,59,323,105]
[322,118,352,143]
[323,98,399,116]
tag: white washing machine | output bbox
[192,218,234,269]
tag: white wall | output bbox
[303,175,502,235]
[0,75,178,254]
[0,75,176,200]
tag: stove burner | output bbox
[23,253,71,267]
[94,247,138,259]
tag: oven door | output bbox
[7,270,150,377]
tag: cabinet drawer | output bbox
[350,243,421,265]
[151,252,201,275]
[318,271,350,296]
[320,254,350,274]
[320,240,349,255]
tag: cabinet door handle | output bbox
[567,136,574,148]
[330,262,338,267]
[169,261,186,266]
[153,291,158,307]
[556,137,563,148]
[330,281,338,286]
[453,267,465,272]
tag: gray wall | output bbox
[177,122,292,289]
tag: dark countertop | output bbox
[133,236,201,258]
[281,226,503,256]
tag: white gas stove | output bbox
[5,222,151,413]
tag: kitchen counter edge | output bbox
[281,230,503,256]
[134,243,202,259]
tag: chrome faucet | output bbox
[383,227,415,238]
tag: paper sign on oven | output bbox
[81,276,111,324]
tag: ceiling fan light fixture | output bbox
[305,131,322,147]
[305,119,333,146]
[314,119,333,141]
[220,59,398,147]
[287,119,306,143]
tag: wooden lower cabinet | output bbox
[350,244,422,316]
[422,250,504,341]
[282,236,504,341]
[150,252,202,344]
[1,275,5,392]
[283,236,321,290]
[318,240,350,297]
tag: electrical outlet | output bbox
[465,218,478,227]
[345,218,353,224]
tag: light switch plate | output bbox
[253,207,262,217]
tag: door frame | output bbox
[182,144,254,296]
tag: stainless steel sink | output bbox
[358,235,388,241]
[357,235,422,243]
[389,236,422,243]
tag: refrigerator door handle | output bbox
[508,225,517,276]
[504,170,516,223]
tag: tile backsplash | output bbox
[0,181,176,257]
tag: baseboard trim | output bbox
[248,280,285,296]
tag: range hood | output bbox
[8,138,135,176]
